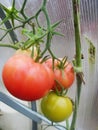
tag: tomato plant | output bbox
[2,54,54,101]
[41,91,73,122]
[44,58,75,90]
[0,0,83,129]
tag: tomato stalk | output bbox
[0,43,19,49]
[70,0,83,130]
[20,0,28,19]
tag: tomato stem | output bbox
[66,119,70,130]
[0,43,19,49]
[70,0,83,130]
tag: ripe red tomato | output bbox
[2,54,54,101]
[44,58,75,90]
[41,91,73,122]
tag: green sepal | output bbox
[53,31,64,37]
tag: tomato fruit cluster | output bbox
[2,51,75,122]
[41,58,75,122]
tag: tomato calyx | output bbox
[44,57,75,92]
[39,55,51,64]
[54,79,68,96]
[56,56,68,70]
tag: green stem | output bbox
[35,9,42,27]
[20,0,28,19]
[73,0,81,67]
[38,32,51,59]
[12,0,15,10]
[22,9,42,26]
[70,0,82,130]
[70,75,82,130]
[42,0,51,29]
[0,43,19,49]
[20,0,27,13]
[66,119,70,130]
[0,25,23,41]
[42,0,47,7]
[37,0,52,59]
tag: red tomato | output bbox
[44,58,75,90]
[2,54,54,101]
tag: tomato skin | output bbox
[2,54,54,101]
[45,58,75,90]
[15,49,32,56]
[15,47,37,60]
[41,91,73,122]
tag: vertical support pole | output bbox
[31,102,37,130]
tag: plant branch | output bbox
[0,43,19,49]
[35,0,52,60]
[12,0,15,10]
[20,0,28,19]
[41,0,51,29]
[0,25,23,41]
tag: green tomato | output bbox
[41,91,73,122]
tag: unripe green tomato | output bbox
[41,91,73,122]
